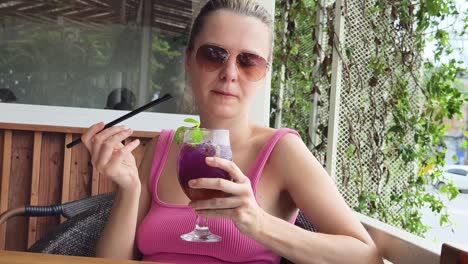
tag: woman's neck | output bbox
[199,115,253,148]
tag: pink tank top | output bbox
[136,128,300,264]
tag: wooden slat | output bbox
[62,135,72,201]
[91,167,100,196]
[0,2,32,12]
[6,131,34,251]
[27,132,42,248]
[0,130,3,201]
[61,134,72,223]
[36,132,63,242]
[0,130,12,250]
[69,135,92,201]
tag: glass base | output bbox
[180,224,221,242]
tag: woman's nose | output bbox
[218,56,238,82]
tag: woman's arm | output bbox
[95,137,156,259]
[251,133,382,264]
[81,123,156,259]
[190,133,382,264]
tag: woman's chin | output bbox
[201,105,240,119]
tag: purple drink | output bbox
[176,128,232,242]
[178,142,232,201]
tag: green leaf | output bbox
[175,118,200,144]
[183,118,200,128]
[174,126,187,144]
[439,213,449,226]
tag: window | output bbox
[0,0,273,129]
[0,0,198,114]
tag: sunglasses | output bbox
[195,44,269,82]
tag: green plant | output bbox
[354,0,466,236]
[271,0,467,237]
[270,0,318,148]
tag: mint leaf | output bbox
[184,118,200,128]
[175,118,201,144]
[175,126,187,144]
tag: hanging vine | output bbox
[272,0,467,236]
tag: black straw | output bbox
[66,93,173,148]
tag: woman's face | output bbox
[185,10,271,120]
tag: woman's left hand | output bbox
[188,157,265,236]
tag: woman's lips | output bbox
[211,90,237,98]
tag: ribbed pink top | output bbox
[136,128,299,264]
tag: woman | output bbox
[82,0,382,263]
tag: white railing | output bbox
[357,213,440,264]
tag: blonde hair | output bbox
[187,0,273,55]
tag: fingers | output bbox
[93,125,130,145]
[189,177,245,195]
[189,196,242,210]
[90,125,129,165]
[95,139,140,178]
[205,157,248,183]
[94,128,134,169]
[195,208,235,219]
[81,122,104,150]
[108,139,140,168]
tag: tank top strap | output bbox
[248,128,301,192]
[149,129,175,196]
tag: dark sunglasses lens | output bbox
[196,45,228,72]
[237,53,268,81]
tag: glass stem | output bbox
[194,215,210,238]
[196,215,208,229]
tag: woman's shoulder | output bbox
[252,125,300,140]
[251,126,303,152]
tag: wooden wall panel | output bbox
[6,131,34,251]
[0,123,158,251]
[0,130,3,195]
[27,132,42,247]
[35,132,64,242]
[61,134,72,205]
[69,134,92,201]
[0,130,11,250]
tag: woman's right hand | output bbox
[81,122,141,191]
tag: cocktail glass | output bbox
[177,128,232,242]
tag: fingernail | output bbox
[206,157,214,162]
[189,180,197,187]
